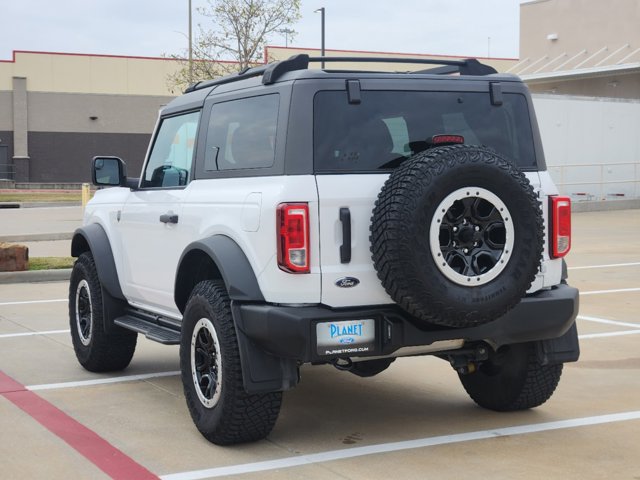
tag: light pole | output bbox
[314,7,325,68]
[188,0,193,83]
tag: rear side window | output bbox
[313,91,536,172]
[205,94,279,171]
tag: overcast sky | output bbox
[0,0,523,61]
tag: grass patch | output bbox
[29,257,75,271]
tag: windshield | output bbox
[313,90,536,172]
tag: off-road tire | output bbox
[370,145,543,328]
[69,252,137,372]
[459,342,563,411]
[180,280,282,445]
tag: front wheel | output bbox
[458,342,563,411]
[69,252,137,372]
[180,280,282,445]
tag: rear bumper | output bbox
[233,284,579,364]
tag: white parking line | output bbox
[569,262,640,270]
[579,329,640,339]
[27,371,180,391]
[0,299,67,307]
[160,410,640,480]
[578,315,640,329]
[580,288,640,296]
[0,329,70,338]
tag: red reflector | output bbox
[277,203,310,273]
[429,134,464,145]
[551,196,571,258]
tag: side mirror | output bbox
[92,156,127,187]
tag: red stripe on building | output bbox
[0,371,158,480]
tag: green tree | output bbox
[167,0,301,92]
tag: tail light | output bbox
[550,196,571,258]
[428,134,464,146]
[277,203,310,273]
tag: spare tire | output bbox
[370,145,543,328]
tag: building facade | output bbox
[515,0,640,200]
[515,0,640,99]
[0,51,177,183]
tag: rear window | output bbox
[313,91,536,172]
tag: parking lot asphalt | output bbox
[0,205,82,241]
[1,209,639,480]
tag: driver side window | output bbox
[142,111,201,188]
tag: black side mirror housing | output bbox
[92,156,127,187]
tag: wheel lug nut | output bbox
[453,227,458,232]
[463,248,469,254]
[474,226,480,231]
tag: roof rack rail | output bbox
[184,64,270,93]
[184,54,497,93]
[304,56,497,76]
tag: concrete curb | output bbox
[0,268,72,284]
[20,202,80,208]
[0,201,80,209]
[0,233,74,242]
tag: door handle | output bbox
[339,207,351,263]
[159,212,179,224]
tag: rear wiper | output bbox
[378,155,409,169]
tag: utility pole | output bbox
[279,28,295,48]
[314,7,326,68]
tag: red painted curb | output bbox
[1,371,158,480]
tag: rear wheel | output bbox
[69,252,137,372]
[180,280,282,445]
[458,342,563,411]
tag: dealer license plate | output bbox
[316,319,375,356]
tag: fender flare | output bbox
[176,237,294,394]
[71,223,125,300]
[176,235,265,303]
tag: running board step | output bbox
[114,313,181,345]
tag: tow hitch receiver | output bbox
[447,345,491,375]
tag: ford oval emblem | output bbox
[335,277,360,288]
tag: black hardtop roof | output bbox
[163,54,522,114]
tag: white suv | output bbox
[69,55,579,445]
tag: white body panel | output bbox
[315,171,563,308]
[182,175,321,305]
[315,174,392,307]
[86,175,322,313]
[85,168,564,313]
[119,188,190,317]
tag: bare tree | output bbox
[167,0,301,92]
